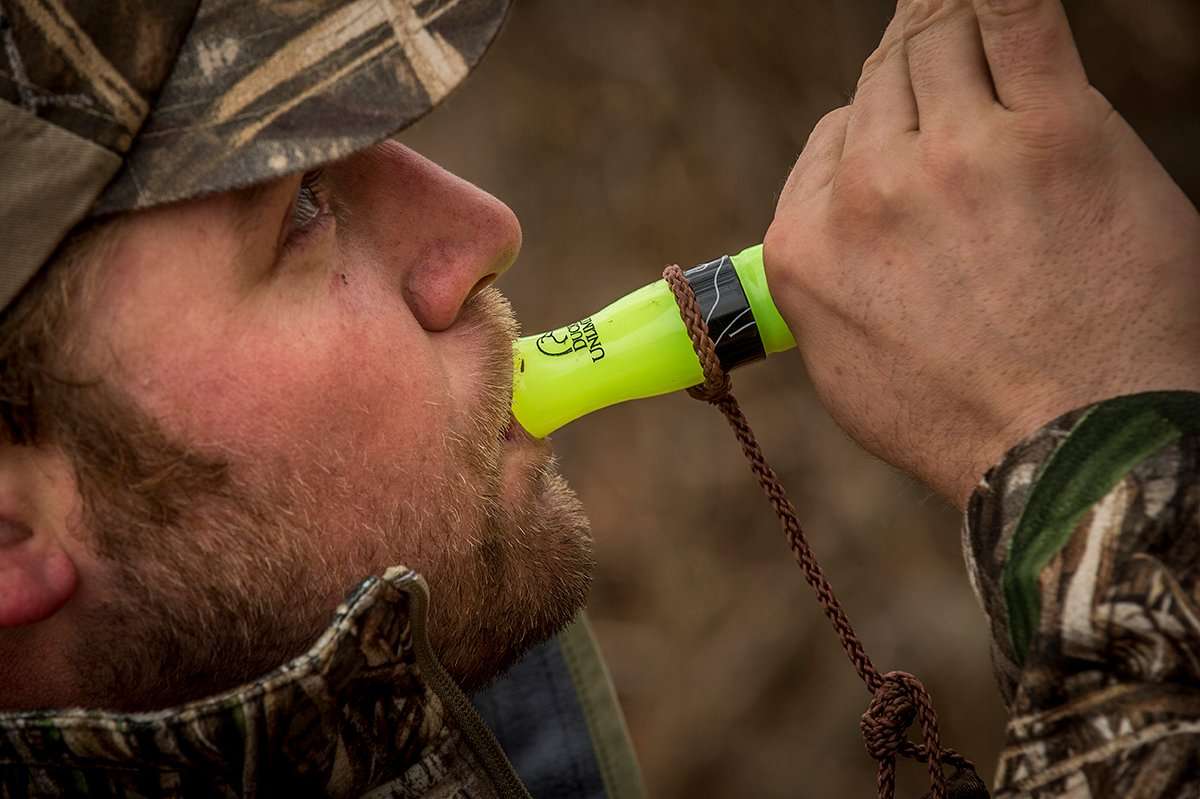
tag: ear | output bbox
[0,519,77,627]
[0,448,79,628]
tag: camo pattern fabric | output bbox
[0,0,198,153]
[95,0,509,215]
[0,567,527,799]
[0,0,508,216]
[963,391,1200,798]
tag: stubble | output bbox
[60,287,592,710]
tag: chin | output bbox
[427,462,594,691]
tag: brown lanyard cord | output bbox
[662,264,989,799]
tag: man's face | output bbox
[55,140,593,709]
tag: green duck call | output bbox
[512,244,796,438]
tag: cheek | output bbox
[129,303,452,480]
[89,207,466,499]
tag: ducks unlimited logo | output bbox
[536,317,606,363]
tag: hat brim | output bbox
[94,0,510,216]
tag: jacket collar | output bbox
[0,567,528,798]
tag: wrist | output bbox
[956,386,1200,511]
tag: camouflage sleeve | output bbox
[962,390,1200,798]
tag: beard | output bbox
[55,287,593,712]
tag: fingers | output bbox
[971,0,1088,110]
[778,106,851,208]
[902,0,994,123]
[845,8,918,151]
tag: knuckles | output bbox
[915,133,979,194]
[829,155,912,233]
[997,90,1117,179]
[827,130,991,234]
[825,91,1116,227]
[769,81,1120,303]
[1004,103,1088,152]
[808,106,852,146]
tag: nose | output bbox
[337,140,522,331]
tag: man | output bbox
[0,0,1195,796]
[1,1,631,797]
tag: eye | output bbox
[290,168,327,230]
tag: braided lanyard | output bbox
[662,264,990,799]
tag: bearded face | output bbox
[4,141,593,711]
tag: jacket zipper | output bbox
[397,572,532,799]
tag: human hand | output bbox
[763,0,1200,509]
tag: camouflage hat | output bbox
[0,0,510,312]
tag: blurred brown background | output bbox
[404,2,1200,796]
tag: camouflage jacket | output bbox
[0,568,644,798]
[965,390,1200,797]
